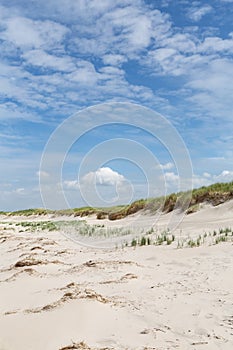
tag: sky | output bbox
[0,0,233,210]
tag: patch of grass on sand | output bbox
[15,221,57,232]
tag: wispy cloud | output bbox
[1,15,68,49]
[0,1,173,122]
[187,5,213,22]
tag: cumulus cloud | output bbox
[81,167,126,187]
[160,162,174,170]
[159,170,233,193]
[63,180,79,190]
[215,170,233,182]
[62,167,132,207]
[163,171,179,183]
[203,172,211,178]
[190,170,233,189]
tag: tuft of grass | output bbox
[140,236,147,246]
[187,239,196,248]
[131,238,137,247]
[166,237,172,245]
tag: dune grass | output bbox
[1,181,233,220]
[2,218,233,250]
[128,226,233,249]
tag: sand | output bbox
[0,201,233,349]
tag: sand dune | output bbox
[0,201,233,349]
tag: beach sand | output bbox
[0,201,233,349]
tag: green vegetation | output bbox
[101,181,233,220]
[8,220,135,239]
[129,229,176,248]
[177,227,233,249]
[131,238,137,247]
[7,208,53,216]
[128,226,233,249]
[1,181,233,221]
[186,203,200,214]
[15,221,57,232]
[1,218,232,250]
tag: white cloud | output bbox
[67,61,100,85]
[1,16,68,50]
[81,167,126,187]
[99,66,125,78]
[192,175,211,188]
[102,54,127,66]
[2,17,43,48]
[37,170,50,178]
[146,48,211,77]
[216,170,233,182]
[158,169,233,193]
[23,50,75,72]
[63,180,79,190]
[158,171,180,193]
[198,36,233,54]
[186,58,233,119]
[164,171,179,182]
[0,2,173,119]
[0,103,40,122]
[15,187,25,194]
[113,10,152,49]
[203,172,211,178]
[71,4,171,58]
[162,33,197,53]
[0,0,232,211]
[160,162,174,170]
[188,5,213,22]
[191,170,233,189]
[63,168,130,207]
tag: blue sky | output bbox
[0,0,233,210]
